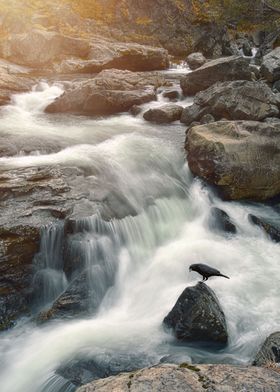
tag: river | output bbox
[0,67,279,392]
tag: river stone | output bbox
[163,283,228,345]
[45,69,166,116]
[181,81,279,124]
[162,89,180,101]
[253,332,280,366]
[186,121,280,201]
[260,47,280,83]
[77,363,280,392]
[186,52,206,70]
[248,215,280,243]
[56,41,169,74]
[143,104,183,123]
[180,56,254,95]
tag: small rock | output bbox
[248,215,280,242]
[186,52,206,70]
[200,114,215,124]
[143,104,183,124]
[209,207,236,234]
[253,332,280,366]
[162,89,180,101]
[129,105,142,116]
[260,47,280,83]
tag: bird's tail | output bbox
[219,273,230,279]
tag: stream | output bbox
[0,66,279,392]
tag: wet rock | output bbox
[253,332,280,366]
[248,215,280,243]
[181,81,279,124]
[242,41,253,57]
[260,47,280,83]
[209,208,236,234]
[186,121,280,201]
[56,41,169,73]
[143,104,183,124]
[200,114,215,124]
[186,52,206,70]
[0,29,90,67]
[162,89,180,101]
[77,364,280,392]
[45,69,167,116]
[163,283,228,345]
[180,56,254,95]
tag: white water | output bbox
[0,80,280,392]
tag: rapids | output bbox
[0,71,279,392]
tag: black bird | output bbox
[189,263,230,282]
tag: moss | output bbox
[179,363,200,372]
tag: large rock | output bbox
[181,81,280,124]
[186,121,280,201]
[260,47,280,83]
[46,69,166,116]
[186,52,206,70]
[253,332,280,366]
[180,56,254,95]
[0,29,91,67]
[56,41,169,74]
[143,104,183,123]
[163,283,228,345]
[77,363,280,392]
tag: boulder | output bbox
[260,47,280,83]
[248,215,280,242]
[56,41,169,74]
[180,56,254,95]
[143,104,183,124]
[0,66,34,105]
[209,208,236,235]
[186,121,280,201]
[253,332,280,366]
[186,52,206,70]
[181,81,279,125]
[77,364,280,392]
[0,29,91,67]
[162,89,180,101]
[46,69,166,116]
[163,283,228,345]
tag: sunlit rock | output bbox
[143,104,183,124]
[186,121,280,201]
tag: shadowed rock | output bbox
[261,47,280,83]
[163,283,228,345]
[209,208,236,234]
[249,215,280,243]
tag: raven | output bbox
[189,263,230,282]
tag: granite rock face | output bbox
[77,364,280,392]
[260,47,280,83]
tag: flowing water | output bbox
[0,71,280,392]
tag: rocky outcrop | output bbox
[180,56,254,95]
[0,29,91,67]
[186,121,280,201]
[143,104,183,123]
[77,363,280,392]
[249,215,280,242]
[260,47,280,83]
[163,283,228,345]
[46,69,166,116]
[186,52,206,70]
[56,41,169,74]
[181,81,280,124]
[253,332,280,366]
